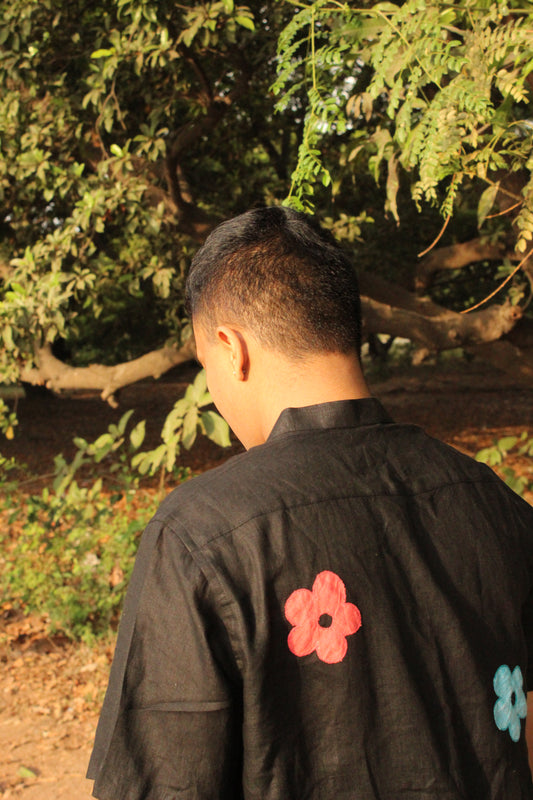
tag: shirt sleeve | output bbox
[87,519,243,800]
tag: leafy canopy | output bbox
[1,0,533,400]
[0,0,295,382]
[274,0,533,254]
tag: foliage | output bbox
[0,369,230,640]
[2,0,532,389]
[0,0,296,382]
[46,369,229,491]
[1,480,157,642]
[274,0,533,255]
[476,432,533,497]
[131,368,230,486]
[0,452,19,487]
[0,398,17,439]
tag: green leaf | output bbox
[198,391,212,408]
[501,467,527,497]
[2,326,14,350]
[18,766,38,779]
[89,477,103,499]
[129,420,146,450]
[201,410,231,448]
[92,433,114,451]
[179,15,204,47]
[236,16,254,31]
[497,436,518,453]
[171,398,190,418]
[132,445,165,475]
[475,447,502,466]
[189,369,207,403]
[165,440,179,472]
[182,407,199,450]
[91,48,115,59]
[439,9,456,25]
[110,143,123,157]
[477,183,499,229]
[117,409,134,436]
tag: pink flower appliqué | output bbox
[284,570,362,664]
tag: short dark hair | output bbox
[185,206,362,358]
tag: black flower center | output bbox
[318,613,333,628]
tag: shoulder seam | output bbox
[153,473,502,553]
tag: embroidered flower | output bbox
[493,664,527,742]
[284,570,362,664]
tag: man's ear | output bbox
[215,325,250,380]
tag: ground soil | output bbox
[2,358,533,799]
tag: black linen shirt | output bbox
[88,399,533,799]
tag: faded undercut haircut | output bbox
[185,206,362,358]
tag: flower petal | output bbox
[494,697,513,731]
[313,570,346,617]
[494,664,512,697]
[508,713,522,742]
[316,626,348,664]
[285,588,315,626]
[510,666,527,718]
[288,620,319,657]
[337,601,362,636]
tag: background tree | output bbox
[0,0,298,411]
[2,0,533,639]
[1,0,533,436]
[274,0,533,381]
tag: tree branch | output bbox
[415,238,507,292]
[358,270,449,318]
[361,296,521,352]
[163,102,229,238]
[20,337,197,407]
[163,47,252,233]
[178,44,214,106]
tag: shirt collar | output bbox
[268,398,393,441]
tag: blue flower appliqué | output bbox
[493,664,527,742]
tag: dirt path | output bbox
[0,703,97,799]
[0,618,111,799]
[2,360,533,798]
